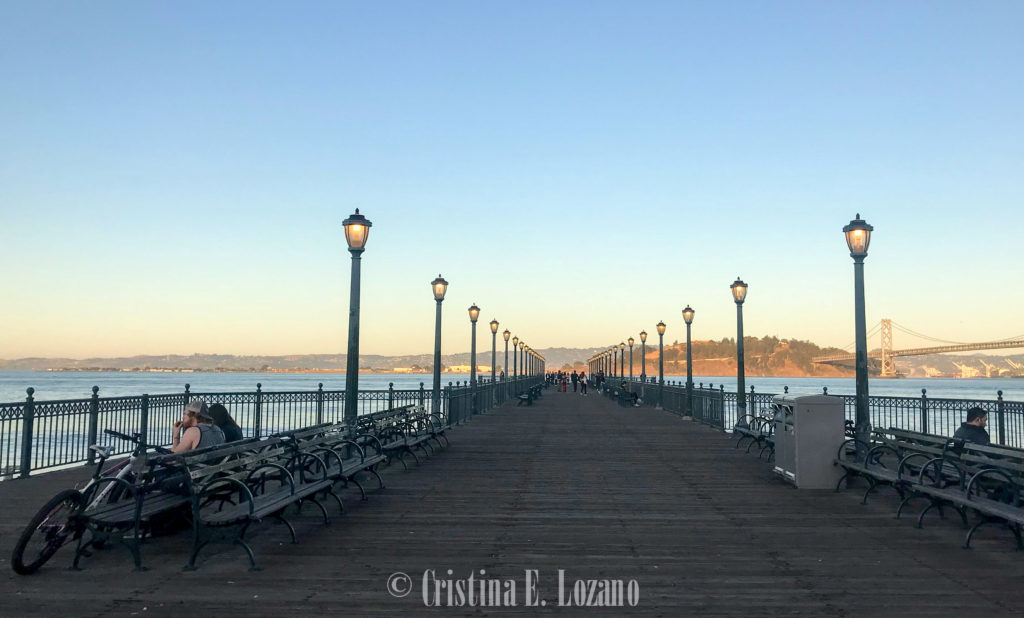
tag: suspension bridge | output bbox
[812,319,1024,377]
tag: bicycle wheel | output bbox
[11,488,84,575]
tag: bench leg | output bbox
[273,513,298,543]
[368,467,385,490]
[861,478,883,505]
[326,489,345,513]
[964,516,993,549]
[348,475,367,500]
[301,497,330,526]
[234,534,261,572]
[184,539,210,571]
[896,494,922,520]
[70,532,93,571]
[405,447,421,466]
[835,470,854,493]
[916,500,940,529]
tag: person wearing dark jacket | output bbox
[953,407,990,445]
[209,402,244,443]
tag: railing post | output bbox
[388,382,395,411]
[920,388,928,435]
[140,394,150,447]
[784,386,789,394]
[719,384,726,430]
[749,385,755,426]
[184,383,191,409]
[997,390,1006,445]
[20,388,35,478]
[419,382,426,408]
[87,386,100,464]
[446,382,453,425]
[254,382,263,437]
[316,382,324,425]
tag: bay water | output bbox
[2,370,1020,404]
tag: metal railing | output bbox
[616,377,1024,448]
[445,375,542,426]
[1,376,543,479]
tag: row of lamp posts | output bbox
[433,279,544,416]
[585,215,873,446]
[343,211,545,428]
[347,210,870,443]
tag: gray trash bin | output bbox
[771,394,845,489]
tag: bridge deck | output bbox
[2,389,1024,616]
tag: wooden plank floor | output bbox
[2,388,1024,616]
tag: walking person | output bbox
[571,371,579,392]
[579,371,588,395]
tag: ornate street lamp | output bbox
[512,336,519,380]
[731,277,748,428]
[682,305,695,418]
[430,274,448,415]
[468,304,480,384]
[468,304,480,414]
[656,321,666,407]
[502,329,511,400]
[613,346,618,378]
[342,209,372,425]
[519,341,525,378]
[628,337,634,381]
[489,319,499,383]
[844,214,874,457]
[640,330,648,383]
[619,342,626,379]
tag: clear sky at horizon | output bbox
[2,2,1022,359]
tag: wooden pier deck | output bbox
[2,389,1024,616]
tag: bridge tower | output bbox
[880,318,895,377]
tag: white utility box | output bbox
[771,394,845,489]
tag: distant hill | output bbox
[2,340,1021,378]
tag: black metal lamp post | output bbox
[682,305,695,418]
[342,209,372,426]
[512,336,519,381]
[468,303,480,414]
[659,321,667,407]
[503,329,511,399]
[431,274,448,415]
[613,346,618,378]
[844,214,874,458]
[731,278,748,429]
[619,342,625,378]
[489,319,499,383]
[518,341,525,385]
[468,304,480,382]
[628,337,634,381]
[489,319,499,404]
[640,330,647,383]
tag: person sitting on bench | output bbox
[953,407,990,446]
[209,402,244,443]
[172,399,226,452]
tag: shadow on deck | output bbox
[2,389,1023,616]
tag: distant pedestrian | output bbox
[571,371,579,392]
[579,371,588,395]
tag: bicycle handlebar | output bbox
[101,429,173,455]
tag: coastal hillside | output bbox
[2,339,1021,378]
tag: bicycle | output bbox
[11,429,172,575]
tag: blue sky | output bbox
[1,2,1022,358]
